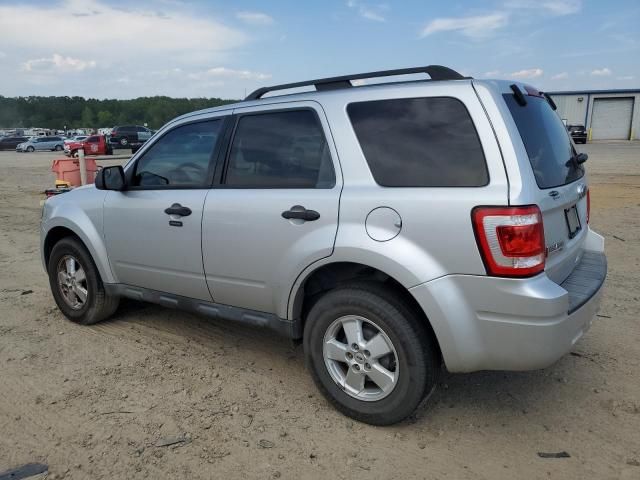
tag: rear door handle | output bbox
[164,203,192,217]
[282,205,320,222]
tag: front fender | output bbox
[41,193,115,284]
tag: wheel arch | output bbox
[42,217,115,284]
[289,260,442,360]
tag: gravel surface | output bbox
[0,143,639,479]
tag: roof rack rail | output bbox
[244,65,469,100]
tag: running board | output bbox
[104,284,300,338]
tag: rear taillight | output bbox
[586,189,590,224]
[472,205,545,277]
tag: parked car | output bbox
[64,135,112,157]
[64,135,88,146]
[109,125,153,147]
[0,136,29,150]
[17,136,65,152]
[567,124,588,144]
[41,65,607,425]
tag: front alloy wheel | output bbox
[56,254,88,309]
[48,236,119,325]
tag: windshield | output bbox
[504,94,584,189]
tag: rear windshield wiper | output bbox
[566,152,588,168]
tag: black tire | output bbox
[304,282,439,426]
[26,146,34,152]
[48,237,119,325]
[55,144,63,151]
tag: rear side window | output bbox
[133,120,222,187]
[504,94,583,189]
[224,110,335,188]
[347,97,488,187]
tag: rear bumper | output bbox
[410,229,606,373]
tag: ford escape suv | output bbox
[41,65,607,425]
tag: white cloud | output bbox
[347,1,387,22]
[484,70,501,77]
[510,68,544,78]
[0,0,260,97]
[617,75,634,81]
[0,0,246,60]
[551,72,569,80]
[188,67,271,81]
[504,0,581,15]
[591,67,612,76]
[236,11,274,26]
[22,53,96,73]
[420,13,508,39]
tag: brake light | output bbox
[586,189,590,224]
[472,205,545,277]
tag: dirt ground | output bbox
[0,143,638,480]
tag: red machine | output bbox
[64,135,112,157]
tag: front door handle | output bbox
[282,205,320,222]
[164,203,192,217]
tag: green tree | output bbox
[80,106,94,128]
[96,110,114,127]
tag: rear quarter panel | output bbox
[318,82,509,284]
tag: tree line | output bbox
[0,95,237,130]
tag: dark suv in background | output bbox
[109,125,154,148]
[567,124,587,144]
[0,136,29,150]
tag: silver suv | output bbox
[41,66,607,425]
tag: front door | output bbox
[103,117,227,301]
[202,103,341,315]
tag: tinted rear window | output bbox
[347,97,488,187]
[225,110,335,189]
[504,94,584,189]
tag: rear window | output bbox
[504,94,584,189]
[347,97,488,187]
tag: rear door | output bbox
[85,136,100,154]
[201,102,341,315]
[502,86,588,283]
[137,126,152,142]
[36,138,49,150]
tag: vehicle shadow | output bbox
[109,299,586,428]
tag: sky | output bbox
[0,0,638,99]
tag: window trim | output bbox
[346,95,490,188]
[124,117,231,191]
[217,107,337,190]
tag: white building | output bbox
[548,89,640,141]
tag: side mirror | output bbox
[575,152,588,164]
[95,165,126,191]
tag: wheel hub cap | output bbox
[56,255,88,310]
[323,315,399,402]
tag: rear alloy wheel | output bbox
[26,146,34,152]
[48,237,119,325]
[323,315,399,401]
[304,282,439,425]
[55,145,63,151]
